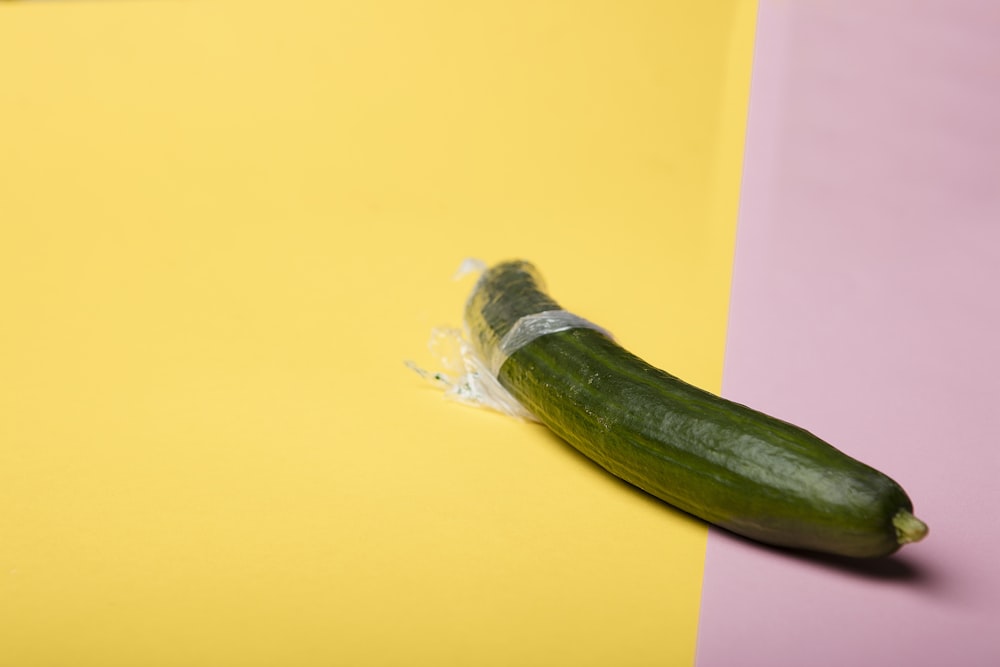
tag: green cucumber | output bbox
[465,260,927,558]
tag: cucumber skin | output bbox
[466,261,915,558]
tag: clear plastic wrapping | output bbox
[406,325,536,420]
[493,309,611,375]
[408,259,611,420]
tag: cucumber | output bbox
[464,260,927,558]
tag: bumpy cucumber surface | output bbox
[465,260,927,558]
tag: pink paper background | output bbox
[696,2,1000,666]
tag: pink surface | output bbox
[697,2,1000,666]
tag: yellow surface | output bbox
[0,2,756,665]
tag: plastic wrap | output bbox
[408,260,611,420]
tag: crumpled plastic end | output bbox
[406,327,537,421]
[406,258,536,421]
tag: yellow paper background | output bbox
[0,2,756,665]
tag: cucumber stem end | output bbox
[893,509,928,545]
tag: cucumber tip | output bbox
[892,509,928,545]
